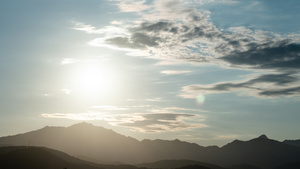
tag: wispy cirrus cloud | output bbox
[161,70,192,75]
[165,107,207,112]
[181,73,300,98]
[146,97,162,102]
[109,108,206,132]
[91,105,129,111]
[72,21,129,37]
[42,112,105,121]
[61,58,75,65]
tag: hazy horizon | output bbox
[1,0,300,147]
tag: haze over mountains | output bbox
[0,123,299,169]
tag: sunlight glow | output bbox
[79,67,110,92]
[69,63,119,97]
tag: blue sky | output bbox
[1,0,300,146]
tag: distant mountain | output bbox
[0,123,300,169]
[218,135,300,168]
[0,122,142,163]
[283,139,300,148]
[138,138,217,163]
[0,146,103,169]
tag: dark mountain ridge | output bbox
[218,135,300,168]
[283,139,300,148]
[0,123,299,169]
[0,146,146,169]
[0,146,103,169]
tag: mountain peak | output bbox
[258,134,269,139]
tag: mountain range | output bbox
[0,122,299,169]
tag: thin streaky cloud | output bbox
[110,112,207,133]
[42,111,206,133]
[161,70,192,75]
[61,58,75,65]
[146,97,162,102]
[91,105,129,111]
[41,112,105,121]
[180,73,300,98]
[165,107,208,112]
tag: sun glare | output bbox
[70,63,118,97]
[79,67,109,91]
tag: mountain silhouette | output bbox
[0,146,103,169]
[0,122,142,163]
[0,146,143,169]
[0,123,300,169]
[283,139,300,148]
[218,135,300,168]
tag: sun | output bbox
[70,63,117,97]
[79,67,110,92]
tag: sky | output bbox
[0,0,300,146]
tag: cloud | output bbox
[86,1,298,66]
[42,106,206,132]
[106,32,160,49]
[165,107,208,112]
[258,86,300,97]
[62,88,71,94]
[161,70,192,75]
[61,58,75,65]
[110,20,123,25]
[181,73,300,98]
[221,41,300,70]
[109,107,207,132]
[74,0,300,65]
[146,97,162,102]
[73,21,129,37]
[41,112,105,121]
[109,0,152,13]
[73,0,300,98]
[91,105,129,110]
[110,112,206,132]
